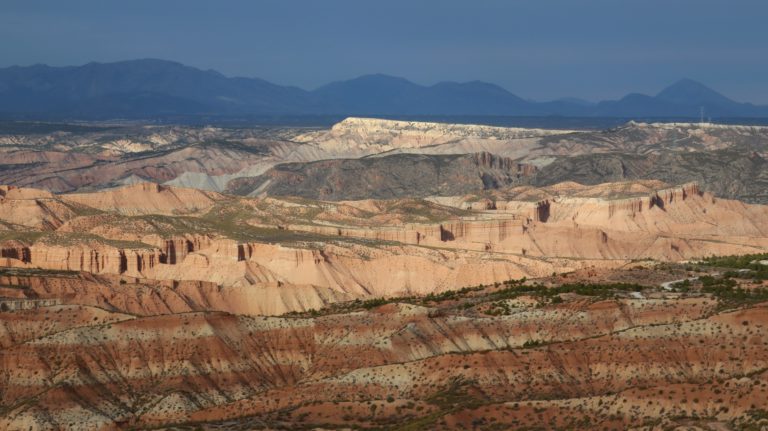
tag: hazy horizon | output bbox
[2,0,767,104]
[3,58,750,106]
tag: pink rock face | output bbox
[0,180,767,312]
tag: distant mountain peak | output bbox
[432,80,508,91]
[343,73,413,83]
[314,74,420,91]
[669,77,707,86]
[88,58,185,67]
[656,78,735,106]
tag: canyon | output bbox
[1,117,768,429]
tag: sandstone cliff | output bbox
[0,182,767,313]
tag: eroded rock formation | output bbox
[0,181,766,313]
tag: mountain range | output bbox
[0,59,766,119]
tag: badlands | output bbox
[1,118,767,201]
[1,118,768,429]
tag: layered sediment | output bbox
[0,182,766,311]
[1,281,765,430]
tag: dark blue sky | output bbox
[2,0,767,103]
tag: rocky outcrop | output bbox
[0,186,77,230]
[470,151,535,173]
[0,242,31,263]
[24,245,163,276]
[607,196,645,217]
[2,233,213,277]
[227,152,538,199]
[0,185,55,200]
[284,217,525,251]
[0,234,579,301]
[284,116,577,163]
[535,150,768,204]
[290,182,768,261]
[156,236,211,264]
[0,298,60,311]
[601,182,702,216]
[0,125,284,193]
[323,117,577,141]
[64,182,225,215]
[534,200,551,222]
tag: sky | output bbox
[2,0,767,103]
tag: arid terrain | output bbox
[1,118,768,430]
[2,259,768,430]
[1,118,767,201]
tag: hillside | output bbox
[534,150,768,203]
[2,259,768,429]
[226,153,537,199]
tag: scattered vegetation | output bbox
[700,252,768,271]
[36,232,154,249]
[700,252,768,281]
[699,275,768,309]
[489,280,649,301]
[522,339,544,348]
[286,278,652,318]
[397,377,484,431]
[0,267,80,278]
